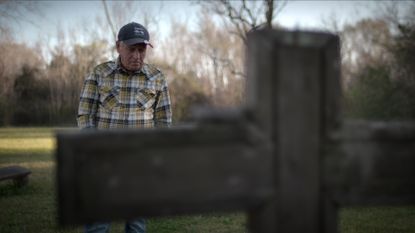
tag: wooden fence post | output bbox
[246,30,340,233]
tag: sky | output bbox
[3,0,410,54]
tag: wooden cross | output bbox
[57,29,415,233]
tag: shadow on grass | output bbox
[0,182,37,197]
[0,165,85,233]
[340,206,415,233]
[0,151,53,164]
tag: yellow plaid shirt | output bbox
[77,58,172,129]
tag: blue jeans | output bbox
[85,219,146,233]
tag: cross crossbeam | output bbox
[57,122,273,223]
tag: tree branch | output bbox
[101,0,116,42]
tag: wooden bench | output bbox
[0,166,31,187]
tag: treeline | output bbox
[0,41,108,125]
[0,8,244,126]
[0,1,414,126]
[339,5,415,120]
[0,37,240,126]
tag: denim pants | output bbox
[85,218,146,233]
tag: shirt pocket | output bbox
[99,86,120,111]
[136,88,157,110]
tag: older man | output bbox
[77,22,172,233]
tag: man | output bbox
[77,22,172,233]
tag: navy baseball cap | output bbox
[117,22,153,47]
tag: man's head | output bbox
[116,22,152,72]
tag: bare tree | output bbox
[155,13,245,107]
[0,41,43,124]
[377,1,415,87]
[325,1,415,89]
[98,0,162,59]
[265,0,275,29]
[198,0,287,43]
[326,18,393,88]
[191,0,287,104]
[0,0,43,36]
[101,0,117,43]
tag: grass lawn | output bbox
[0,127,414,233]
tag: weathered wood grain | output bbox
[57,125,273,225]
[274,35,322,233]
[325,120,415,206]
[245,29,278,233]
[246,30,341,233]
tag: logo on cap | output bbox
[134,27,145,36]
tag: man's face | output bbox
[116,42,147,71]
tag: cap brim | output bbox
[122,38,153,48]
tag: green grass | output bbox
[0,127,414,233]
[0,127,246,233]
[340,206,415,233]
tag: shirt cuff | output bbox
[77,115,96,129]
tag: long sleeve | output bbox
[154,78,172,128]
[77,72,99,129]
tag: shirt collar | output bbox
[115,57,149,78]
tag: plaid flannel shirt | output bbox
[77,58,172,129]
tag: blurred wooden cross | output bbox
[57,30,415,233]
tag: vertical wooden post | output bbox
[274,31,322,233]
[321,33,341,233]
[246,30,340,233]
[246,30,278,233]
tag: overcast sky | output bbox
[4,0,411,49]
